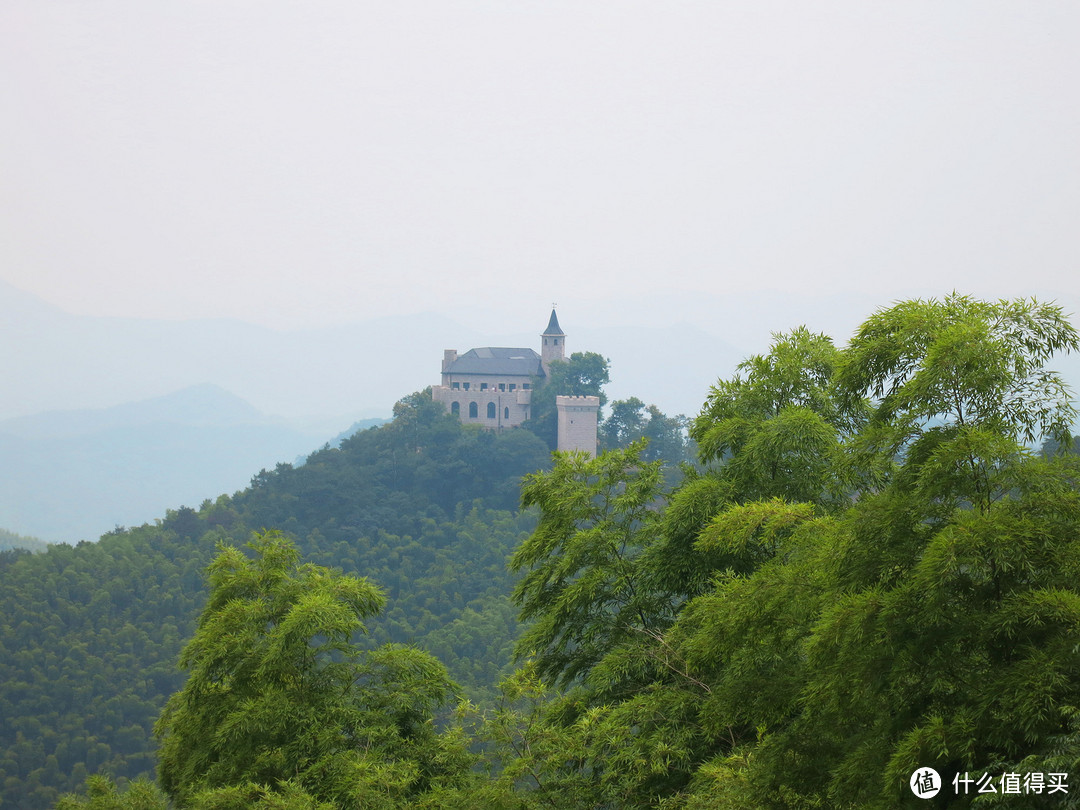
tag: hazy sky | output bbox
[2,2,1078,334]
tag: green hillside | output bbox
[0,391,550,808]
[7,295,1080,809]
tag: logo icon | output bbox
[911,767,942,798]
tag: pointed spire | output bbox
[543,308,565,336]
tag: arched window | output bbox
[487,402,496,419]
[451,401,460,415]
[504,406,509,419]
[469,402,478,418]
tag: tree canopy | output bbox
[0,390,546,809]
[506,295,1080,808]
[155,531,469,809]
[599,396,692,466]
[28,294,1080,809]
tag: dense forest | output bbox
[0,394,542,808]
[0,351,688,808]
[3,295,1079,808]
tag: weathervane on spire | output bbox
[551,302,558,310]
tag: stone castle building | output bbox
[431,310,600,455]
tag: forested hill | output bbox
[0,391,551,809]
[13,295,1080,810]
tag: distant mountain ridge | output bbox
[0,278,485,422]
[0,384,341,543]
[0,279,754,425]
[0,383,265,439]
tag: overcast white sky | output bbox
[2,2,1078,335]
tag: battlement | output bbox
[556,395,600,455]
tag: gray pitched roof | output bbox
[543,309,565,336]
[446,347,543,377]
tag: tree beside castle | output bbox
[431,309,607,454]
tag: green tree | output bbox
[547,351,611,404]
[501,330,868,807]
[507,296,1080,809]
[436,664,599,810]
[599,396,650,450]
[508,444,724,806]
[690,325,863,506]
[1041,434,1080,456]
[672,295,1080,808]
[525,352,610,449]
[836,294,1078,514]
[155,530,469,809]
[642,327,864,608]
[600,397,691,465]
[55,775,169,810]
[511,441,665,688]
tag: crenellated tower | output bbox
[556,395,600,455]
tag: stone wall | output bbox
[432,385,532,428]
[556,395,600,455]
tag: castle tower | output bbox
[441,349,458,386]
[540,308,566,376]
[556,395,600,456]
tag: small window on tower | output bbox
[451,382,460,389]
[481,383,488,391]
[499,383,506,391]
[463,382,470,390]
[509,384,516,391]
[504,406,509,419]
[451,402,460,415]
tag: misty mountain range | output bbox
[2,279,754,422]
[0,384,387,543]
[1,280,749,543]
[4,279,1076,544]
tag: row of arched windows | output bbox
[450,401,510,420]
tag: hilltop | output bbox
[0,392,550,808]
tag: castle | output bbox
[431,310,600,455]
